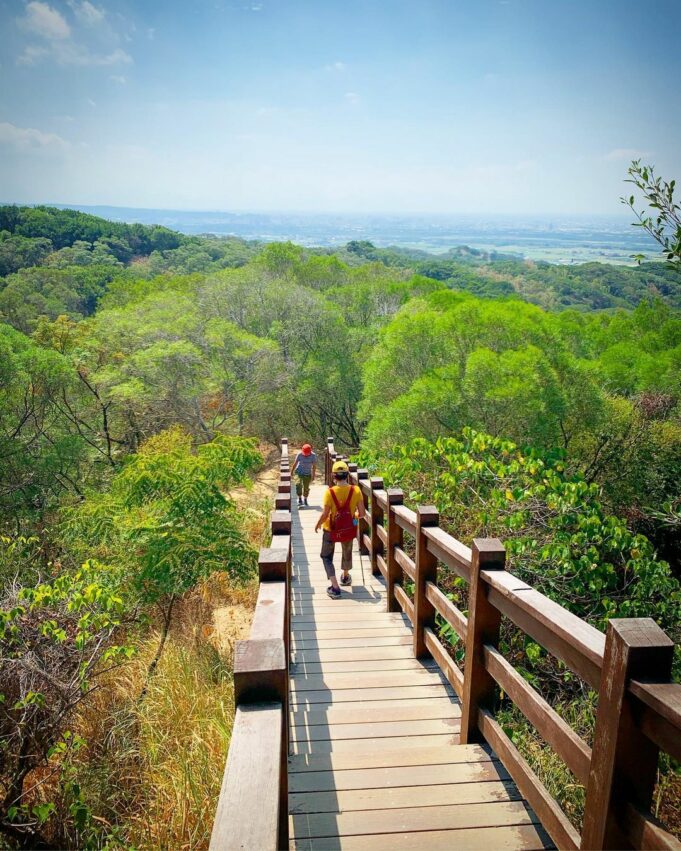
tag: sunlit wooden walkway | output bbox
[288,483,551,850]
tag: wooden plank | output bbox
[292,596,385,606]
[291,732,459,755]
[292,644,415,663]
[289,824,551,851]
[394,583,414,623]
[423,525,472,581]
[292,616,408,630]
[394,545,416,581]
[292,635,413,650]
[210,702,282,851]
[376,552,388,580]
[289,756,506,792]
[290,697,460,727]
[291,717,459,742]
[290,670,448,691]
[290,779,520,814]
[630,680,681,763]
[291,658,439,674]
[424,627,464,699]
[484,643,591,784]
[250,582,286,641]
[288,742,493,773]
[426,580,467,641]
[623,802,681,851]
[484,570,605,690]
[292,610,395,622]
[293,626,410,640]
[479,708,580,851]
[290,800,540,840]
[290,684,456,705]
[393,503,417,536]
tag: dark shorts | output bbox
[320,530,353,578]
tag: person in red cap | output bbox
[291,443,317,506]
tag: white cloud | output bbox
[109,74,126,84]
[325,61,346,72]
[147,27,156,40]
[17,45,50,65]
[604,148,651,162]
[344,91,360,104]
[16,1,132,67]
[19,1,71,40]
[21,42,133,66]
[67,0,105,25]
[0,121,70,152]
[87,98,97,107]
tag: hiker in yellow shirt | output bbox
[315,460,365,598]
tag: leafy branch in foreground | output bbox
[0,563,132,845]
[622,160,681,264]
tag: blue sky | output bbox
[0,0,679,214]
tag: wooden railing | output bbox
[210,440,292,851]
[324,444,681,851]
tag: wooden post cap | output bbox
[270,510,291,535]
[258,546,289,582]
[357,468,369,480]
[234,638,287,705]
[472,538,506,567]
[370,476,384,490]
[387,487,404,504]
[417,505,439,526]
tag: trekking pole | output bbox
[357,525,366,587]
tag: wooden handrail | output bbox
[345,447,681,851]
[210,439,292,851]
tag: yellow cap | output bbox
[332,460,350,474]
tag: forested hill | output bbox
[1,206,680,333]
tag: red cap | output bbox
[302,444,312,456]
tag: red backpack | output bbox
[328,486,358,543]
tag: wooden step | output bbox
[291,717,459,743]
[289,778,519,814]
[289,824,551,851]
[290,799,540,840]
[289,755,506,793]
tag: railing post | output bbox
[386,488,404,613]
[413,505,439,657]
[581,618,674,850]
[233,638,288,848]
[356,470,370,555]
[369,477,384,577]
[460,538,505,744]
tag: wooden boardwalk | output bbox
[288,483,551,850]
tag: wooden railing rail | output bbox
[344,449,681,851]
[210,439,292,851]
